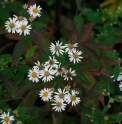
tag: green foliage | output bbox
[0,0,122,124]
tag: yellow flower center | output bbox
[59,93,64,98]
[18,16,23,21]
[20,25,26,31]
[68,43,74,49]
[17,121,22,124]
[29,17,34,22]
[43,92,48,97]
[73,53,78,59]
[71,95,76,101]
[23,4,28,9]
[50,88,55,92]
[44,71,50,77]
[13,109,18,114]
[4,116,9,122]
[65,85,71,91]
[56,102,62,107]
[9,23,15,28]
[31,72,37,78]
[32,8,38,14]
[55,46,60,51]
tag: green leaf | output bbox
[107,50,119,60]
[12,37,30,66]
[25,45,37,60]
[102,62,113,75]
[2,67,15,80]
[32,31,50,56]
[81,45,102,70]
[16,78,35,96]
[74,13,84,40]
[0,8,9,22]
[2,74,18,98]
[113,64,120,80]
[102,106,109,114]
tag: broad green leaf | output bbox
[2,67,15,80]
[25,45,37,60]
[16,78,35,97]
[107,50,119,60]
[81,45,102,70]
[74,13,84,40]
[16,64,30,73]
[12,37,30,66]
[102,62,113,75]
[32,31,50,56]
[113,64,120,80]
[2,74,18,98]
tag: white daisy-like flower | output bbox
[54,88,69,102]
[40,66,56,82]
[16,20,32,36]
[63,68,76,81]
[13,15,27,22]
[65,43,78,53]
[0,112,14,124]
[119,82,122,91]
[44,56,59,68]
[50,40,65,56]
[34,60,45,70]
[27,4,42,18]
[68,48,83,64]
[66,90,81,106]
[28,66,41,83]
[5,17,18,33]
[39,88,53,101]
[55,63,66,76]
[51,100,67,112]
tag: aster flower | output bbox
[119,82,122,91]
[0,112,14,124]
[63,68,76,81]
[55,63,66,76]
[50,40,65,56]
[16,20,32,36]
[40,66,56,82]
[28,66,41,83]
[5,17,18,33]
[44,56,59,68]
[54,88,69,102]
[39,88,53,101]
[66,90,81,106]
[13,15,27,22]
[27,4,42,18]
[65,43,78,53]
[34,61,45,70]
[68,48,83,64]
[51,100,67,112]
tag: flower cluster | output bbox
[39,86,81,112]
[28,40,83,83]
[4,4,42,35]
[0,109,22,124]
[110,72,122,91]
